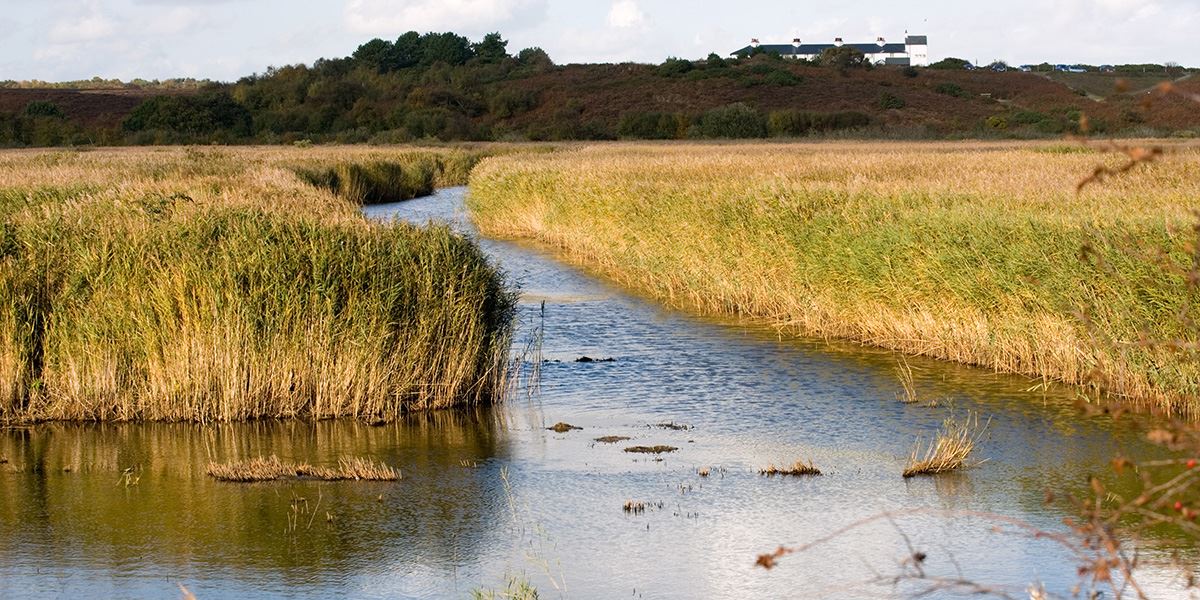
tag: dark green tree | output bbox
[420,32,473,66]
[352,38,395,72]
[472,32,509,63]
[391,31,423,69]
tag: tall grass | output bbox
[468,141,1200,415]
[292,150,487,204]
[0,146,516,422]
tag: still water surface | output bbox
[0,187,1193,598]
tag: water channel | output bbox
[0,187,1192,598]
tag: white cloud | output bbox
[607,0,644,29]
[343,0,547,36]
[48,12,117,43]
[152,6,213,35]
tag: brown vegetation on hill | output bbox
[0,88,163,128]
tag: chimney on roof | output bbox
[792,38,801,49]
[877,37,886,47]
[834,37,844,47]
[750,38,760,48]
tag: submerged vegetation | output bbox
[0,146,516,422]
[469,141,1200,415]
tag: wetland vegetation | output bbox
[468,141,1200,416]
[0,146,516,423]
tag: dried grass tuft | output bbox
[903,413,988,478]
[206,455,307,482]
[759,460,822,477]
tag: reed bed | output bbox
[206,455,306,482]
[0,146,516,422]
[304,457,401,481]
[902,414,987,478]
[468,141,1200,416]
[292,150,487,204]
[206,455,400,482]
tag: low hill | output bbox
[1,32,1197,146]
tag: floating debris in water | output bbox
[575,356,616,363]
[759,460,822,477]
[652,422,692,431]
[548,422,582,433]
[624,445,678,454]
[594,435,632,444]
[117,466,140,487]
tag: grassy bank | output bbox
[468,142,1200,415]
[0,146,516,422]
[290,148,488,204]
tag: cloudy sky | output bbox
[2,0,1196,82]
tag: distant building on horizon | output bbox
[730,35,929,67]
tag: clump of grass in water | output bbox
[472,574,540,600]
[759,460,822,477]
[206,455,306,482]
[624,445,678,454]
[206,455,401,482]
[902,413,988,478]
[895,356,919,404]
[594,435,630,444]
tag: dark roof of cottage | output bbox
[905,35,928,45]
[730,42,907,56]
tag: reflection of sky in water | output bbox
[0,188,1191,599]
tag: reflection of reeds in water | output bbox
[759,460,822,477]
[512,301,546,401]
[206,455,400,482]
[903,413,987,478]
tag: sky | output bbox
[1,0,1197,82]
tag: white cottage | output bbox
[731,35,929,67]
